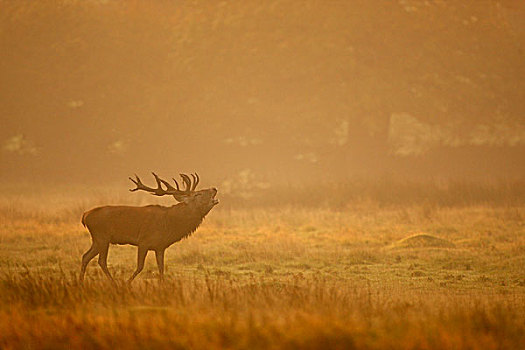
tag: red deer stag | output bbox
[80,172,219,283]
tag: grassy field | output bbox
[0,185,524,349]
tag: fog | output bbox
[1,1,524,187]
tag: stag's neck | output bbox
[164,203,206,245]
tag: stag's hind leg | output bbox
[80,243,99,282]
[97,241,115,282]
[127,246,148,284]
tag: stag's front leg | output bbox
[128,246,148,284]
[155,249,165,281]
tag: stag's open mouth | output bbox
[211,191,219,206]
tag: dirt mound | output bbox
[390,234,455,249]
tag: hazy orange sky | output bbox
[1,0,524,184]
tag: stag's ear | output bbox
[173,195,191,204]
[172,194,186,203]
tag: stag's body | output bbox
[82,204,206,248]
[80,173,218,283]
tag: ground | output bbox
[0,195,524,349]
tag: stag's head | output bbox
[129,172,219,214]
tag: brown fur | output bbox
[80,187,218,283]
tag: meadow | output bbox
[0,181,524,349]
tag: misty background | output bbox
[1,0,524,191]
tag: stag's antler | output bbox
[129,172,200,201]
[129,173,166,196]
[191,173,200,191]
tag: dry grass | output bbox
[0,186,524,349]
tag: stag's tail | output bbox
[81,211,88,227]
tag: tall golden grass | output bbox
[1,273,523,349]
